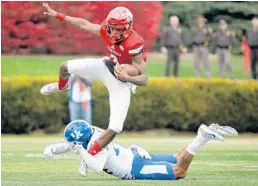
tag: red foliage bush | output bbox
[1,1,163,55]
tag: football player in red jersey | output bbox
[40,3,148,157]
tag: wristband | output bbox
[56,13,66,21]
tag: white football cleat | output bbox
[198,124,224,141]
[209,123,238,136]
[78,157,87,177]
[40,82,71,95]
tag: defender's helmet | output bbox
[105,6,133,44]
[64,120,93,149]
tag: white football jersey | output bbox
[86,126,134,179]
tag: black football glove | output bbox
[105,59,117,77]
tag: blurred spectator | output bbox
[160,15,186,77]
[68,75,93,123]
[191,15,213,77]
[247,17,258,79]
[241,29,250,75]
[213,19,236,78]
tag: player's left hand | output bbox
[71,143,82,155]
[114,64,129,82]
[43,145,54,158]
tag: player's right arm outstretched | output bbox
[42,2,101,35]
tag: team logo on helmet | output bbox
[70,130,83,140]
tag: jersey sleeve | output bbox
[129,45,144,56]
[79,147,109,173]
[128,42,144,56]
[129,39,147,62]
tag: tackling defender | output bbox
[44,120,238,180]
[40,3,148,156]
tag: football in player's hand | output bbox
[121,64,140,76]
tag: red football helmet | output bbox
[105,7,133,44]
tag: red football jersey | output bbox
[100,23,147,64]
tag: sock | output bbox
[51,142,73,154]
[88,141,102,156]
[186,134,208,155]
[58,76,69,89]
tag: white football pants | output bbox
[67,57,132,133]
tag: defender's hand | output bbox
[114,64,129,82]
[72,144,82,155]
[42,2,57,17]
[43,145,54,158]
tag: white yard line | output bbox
[13,153,258,168]
[24,153,77,159]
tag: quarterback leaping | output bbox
[40,3,148,157]
[44,120,238,180]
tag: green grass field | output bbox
[2,134,258,186]
[1,54,249,79]
[2,54,257,185]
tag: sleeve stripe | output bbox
[129,45,144,54]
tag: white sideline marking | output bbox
[2,170,76,173]
[192,161,258,167]
[24,153,77,159]
[2,169,96,173]
[24,154,45,158]
[22,154,258,167]
[243,165,258,168]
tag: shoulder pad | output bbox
[126,31,144,55]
